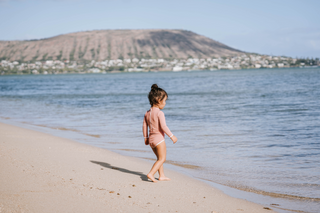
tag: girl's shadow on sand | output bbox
[90,160,149,181]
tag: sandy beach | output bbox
[0,122,276,213]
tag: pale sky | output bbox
[1,0,319,58]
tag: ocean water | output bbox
[1,68,319,213]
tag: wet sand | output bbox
[0,122,276,213]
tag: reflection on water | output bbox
[142,157,202,170]
[118,149,149,153]
[1,68,320,213]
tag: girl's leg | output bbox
[157,164,170,181]
[152,144,170,181]
[147,142,167,182]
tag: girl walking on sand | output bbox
[143,84,178,183]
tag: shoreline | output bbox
[0,121,276,213]
[1,66,319,76]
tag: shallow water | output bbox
[1,68,319,212]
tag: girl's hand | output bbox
[171,135,178,144]
[145,138,149,145]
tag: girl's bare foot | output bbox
[147,174,158,183]
[159,176,171,181]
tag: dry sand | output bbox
[0,122,276,213]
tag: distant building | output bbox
[89,68,101,73]
[46,60,53,66]
[173,66,183,71]
[132,58,139,63]
[128,68,144,72]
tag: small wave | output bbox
[271,205,307,213]
[34,124,82,133]
[0,116,10,120]
[55,127,80,132]
[200,177,320,201]
[264,144,295,148]
[275,109,309,112]
[35,124,101,138]
[202,133,246,137]
[269,134,285,137]
[84,133,101,138]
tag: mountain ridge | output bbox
[0,29,243,61]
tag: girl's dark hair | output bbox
[148,84,168,106]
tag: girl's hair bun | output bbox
[151,84,158,90]
[148,84,168,106]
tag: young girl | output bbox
[143,84,178,183]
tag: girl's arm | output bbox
[143,115,149,145]
[158,111,175,140]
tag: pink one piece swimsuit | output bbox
[143,107,173,148]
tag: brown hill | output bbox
[0,29,243,61]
